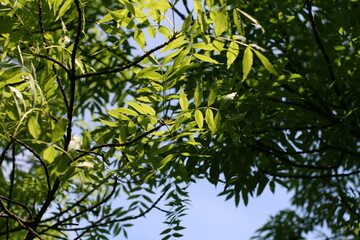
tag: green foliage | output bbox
[0,0,359,239]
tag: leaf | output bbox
[242,46,253,81]
[28,114,41,139]
[253,49,278,75]
[207,83,218,106]
[226,41,239,69]
[107,109,131,120]
[214,111,221,133]
[55,0,73,21]
[179,88,189,111]
[139,103,156,116]
[111,107,138,116]
[158,154,177,169]
[52,118,68,143]
[43,146,56,163]
[214,10,228,36]
[126,101,148,115]
[193,53,219,64]
[194,84,203,107]
[237,8,263,30]
[134,30,146,49]
[194,109,204,128]
[205,108,215,132]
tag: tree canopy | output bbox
[0,0,359,239]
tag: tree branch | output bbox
[13,138,51,193]
[73,122,165,161]
[264,169,360,179]
[70,188,168,239]
[0,199,40,239]
[41,178,118,234]
[33,53,70,74]
[75,33,180,79]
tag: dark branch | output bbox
[13,138,51,193]
[70,188,168,239]
[264,169,360,179]
[75,33,180,79]
[0,195,32,219]
[41,178,118,234]
[33,53,70,73]
[73,122,165,161]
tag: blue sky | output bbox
[126,180,290,240]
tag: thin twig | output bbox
[73,122,165,161]
[264,169,360,179]
[72,188,168,239]
[41,179,118,234]
[0,195,32,219]
[0,199,41,239]
[33,53,70,73]
[13,138,51,193]
[75,33,180,79]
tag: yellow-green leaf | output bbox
[126,101,148,115]
[107,109,131,120]
[43,146,56,163]
[242,46,253,81]
[140,103,156,116]
[205,108,215,132]
[194,109,204,128]
[193,53,219,64]
[134,30,146,49]
[253,49,278,75]
[226,41,239,69]
[214,10,228,36]
[52,118,68,143]
[28,115,41,139]
[208,83,218,106]
[179,88,189,111]
[194,84,203,108]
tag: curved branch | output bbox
[0,199,40,239]
[71,188,168,239]
[13,138,51,193]
[0,195,32,219]
[75,33,180,79]
[41,178,118,234]
[264,169,360,179]
[73,122,165,161]
[33,53,70,74]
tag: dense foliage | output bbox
[0,0,359,239]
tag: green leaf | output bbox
[242,47,253,81]
[126,101,148,115]
[226,41,239,69]
[43,146,56,163]
[194,109,204,128]
[214,111,221,133]
[28,114,41,139]
[207,83,218,106]
[158,154,177,169]
[111,107,138,116]
[139,103,156,116]
[194,84,203,108]
[214,10,228,36]
[193,53,219,64]
[52,118,68,143]
[179,88,189,111]
[205,108,215,132]
[134,30,146,49]
[55,0,73,21]
[253,49,278,75]
[107,109,131,120]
